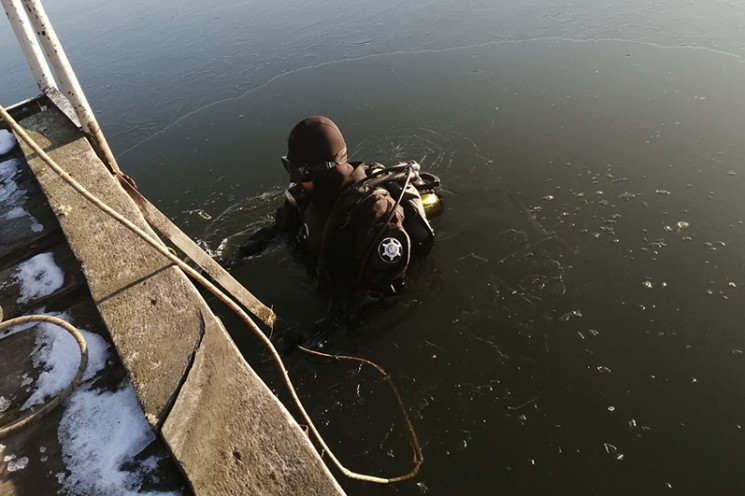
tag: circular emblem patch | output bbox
[378,237,403,263]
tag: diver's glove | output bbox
[217,232,273,269]
[237,238,267,257]
[264,318,302,355]
[239,225,281,257]
[218,226,279,270]
[217,255,242,270]
[298,315,344,352]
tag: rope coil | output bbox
[0,314,88,439]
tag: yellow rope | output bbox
[297,345,423,482]
[0,314,88,439]
[0,104,421,483]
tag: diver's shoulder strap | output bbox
[316,162,436,286]
[315,175,384,284]
[337,163,435,248]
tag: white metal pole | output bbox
[20,0,124,176]
[1,0,56,93]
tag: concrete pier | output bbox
[1,99,345,495]
[2,99,187,494]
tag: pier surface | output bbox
[0,98,344,495]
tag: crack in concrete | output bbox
[157,307,206,431]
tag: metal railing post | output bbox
[1,0,56,93]
[18,0,125,177]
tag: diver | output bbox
[222,115,441,333]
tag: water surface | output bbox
[3,2,745,495]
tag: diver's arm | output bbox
[295,192,411,348]
[236,220,282,258]
[220,196,300,268]
[344,191,411,320]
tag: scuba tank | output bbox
[368,161,442,216]
[408,162,442,218]
[365,161,441,250]
[310,159,442,318]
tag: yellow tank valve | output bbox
[420,191,442,217]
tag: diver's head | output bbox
[282,115,348,183]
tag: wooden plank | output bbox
[0,243,84,320]
[123,183,276,327]
[0,403,66,496]
[0,163,60,268]
[2,103,189,495]
[0,330,39,426]
[0,299,96,496]
[0,298,187,496]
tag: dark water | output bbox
[3,1,745,494]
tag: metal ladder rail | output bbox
[2,0,124,177]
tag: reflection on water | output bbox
[4,1,745,493]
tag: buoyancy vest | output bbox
[368,164,435,251]
[316,162,435,293]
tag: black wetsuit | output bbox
[236,162,435,318]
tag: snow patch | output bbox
[13,252,65,303]
[4,455,29,472]
[0,396,11,414]
[0,129,16,155]
[0,158,21,204]
[58,382,180,496]
[0,157,19,181]
[2,308,178,494]
[3,206,26,219]
[22,311,109,410]
[1,206,44,233]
